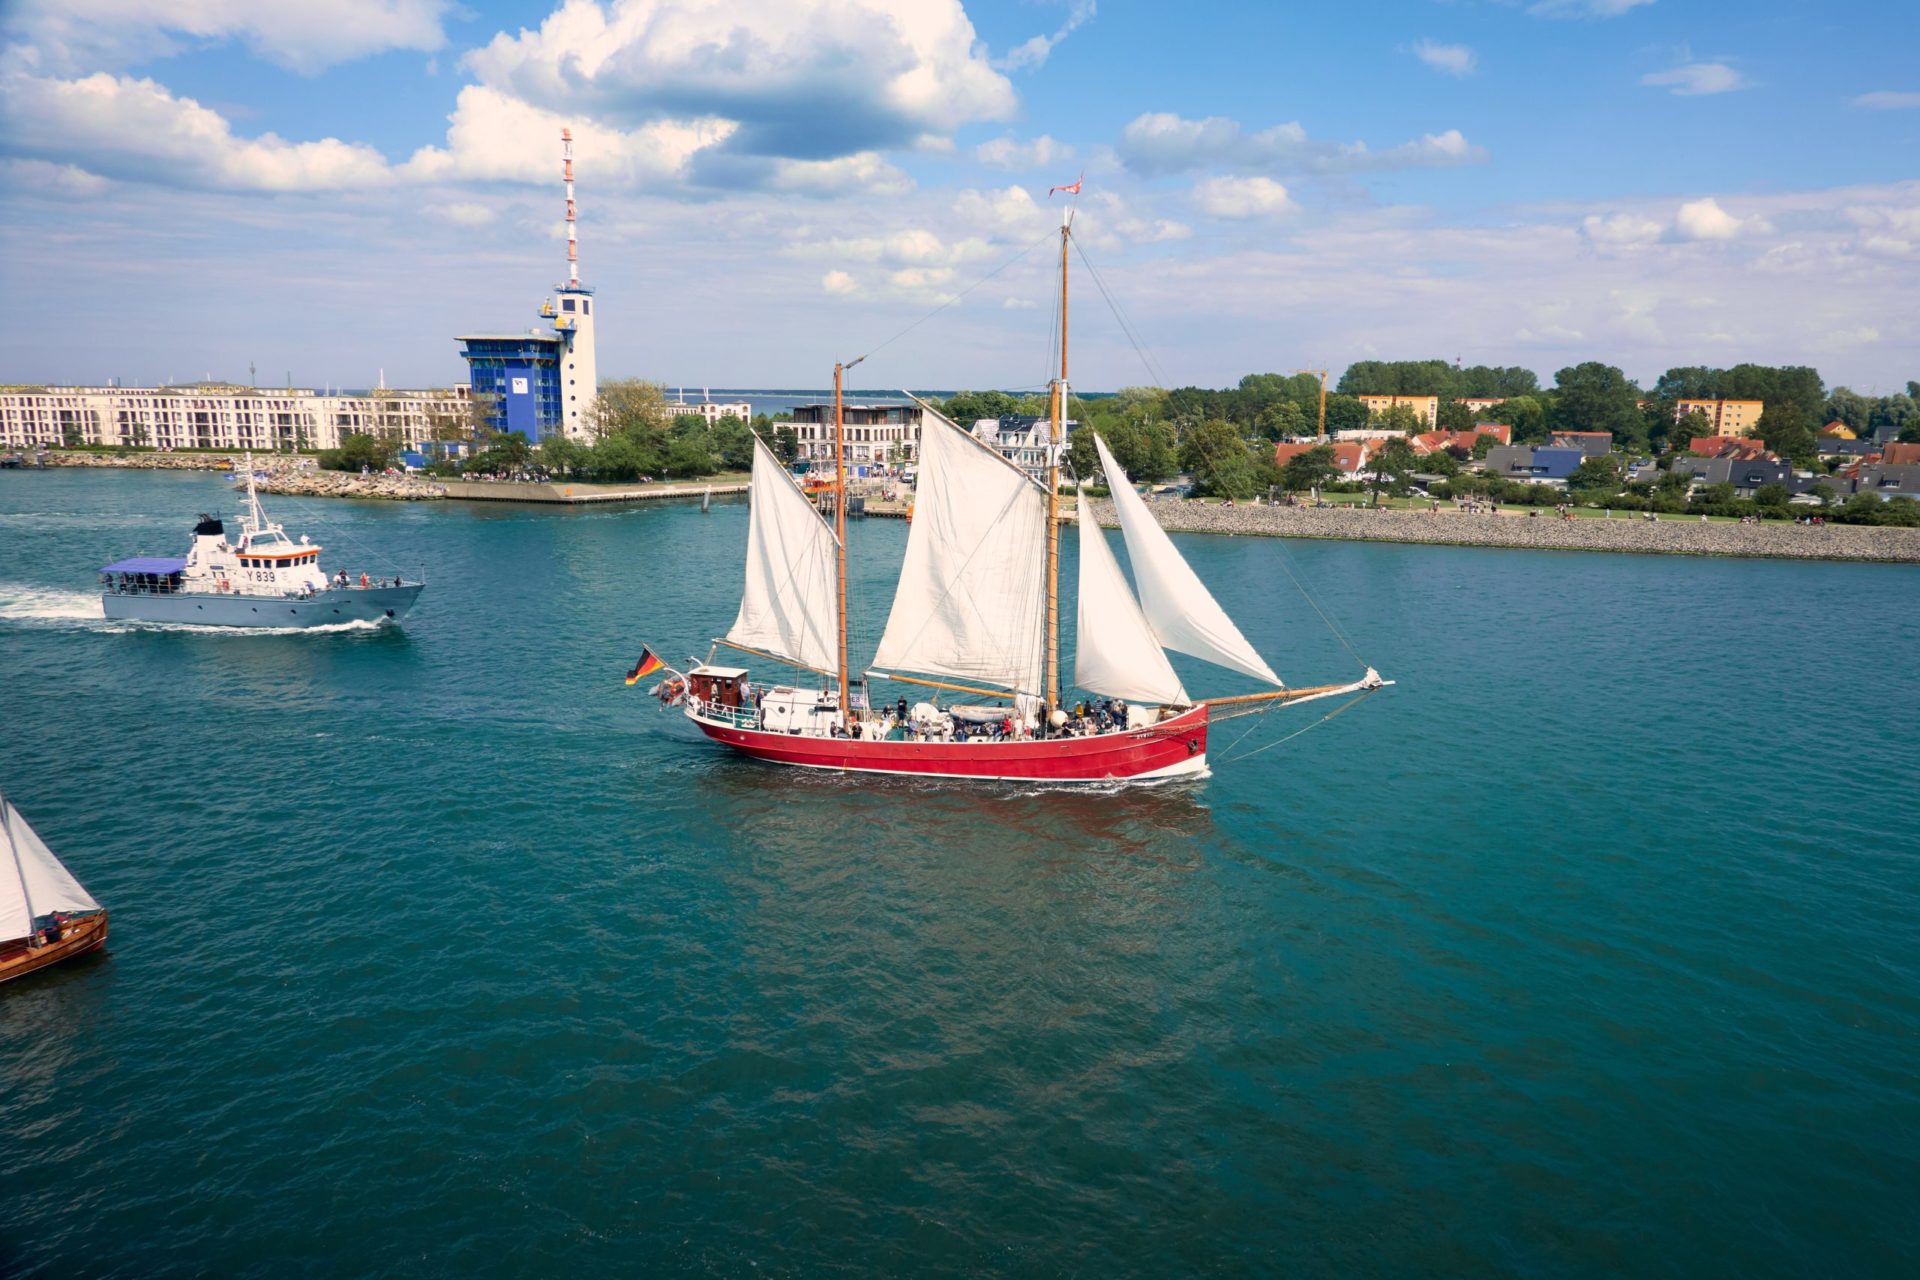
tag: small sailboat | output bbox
[1,790,109,986]
[648,201,1390,784]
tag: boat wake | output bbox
[102,617,390,637]
[0,583,104,625]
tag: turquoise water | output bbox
[1,468,1915,1276]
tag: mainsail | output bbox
[873,410,1048,694]
[1,792,101,943]
[1073,488,1188,705]
[726,434,842,674]
[1092,432,1284,688]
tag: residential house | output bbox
[1676,399,1765,436]
[1273,439,1372,477]
[1819,420,1857,439]
[1356,394,1440,428]
[1548,430,1613,457]
[1672,455,1792,495]
[1688,435,1772,460]
[1482,445,1581,482]
[1883,442,1920,465]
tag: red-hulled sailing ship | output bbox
[660,205,1388,783]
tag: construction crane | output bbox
[1296,368,1329,440]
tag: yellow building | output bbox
[1357,394,1439,428]
[1675,398,1765,437]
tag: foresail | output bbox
[1073,490,1187,705]
[1093,433,1284,687]
[2,795,100,941]
[726,434,841,674]
[872,410,1047,694]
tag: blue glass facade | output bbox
[457,335,563,441]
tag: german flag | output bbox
[625,647,667,686]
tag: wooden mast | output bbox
[1044,211,1069,721]
[833,358,861,722]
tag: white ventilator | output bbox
[1072,487,1188,705]
[726,434,843,674]
[1092,432,1284,688]
[873,410,1048,695]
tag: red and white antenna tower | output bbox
[562,127,579,286]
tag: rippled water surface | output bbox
[2,468,1916,1276]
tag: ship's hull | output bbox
[0,912,109,986]
[689,703,1210,783]
[101,584,422,628]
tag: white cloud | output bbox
[1192,175,1295,219]
[1528,0,1655,17]
[996,0,1096,72]
[1,156,110,196]
[769,152,913,197]
[1673,197,1770,241]
[5,0,451,74]
[974,135,1072,170]
[821,269,857,295]
[1581,211,1663,247]
[0,72,391,191]
[1119,112,1486,177]
[1412,40,1477,77]
[463,0,1015,166]
[426,202,495,227]
[404,85,732,188]
[1853,91,1920,110]
[1641,61,1750,96]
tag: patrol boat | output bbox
[98,458,423,628]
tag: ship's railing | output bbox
[99,579,183,596]
[688,697,760,730]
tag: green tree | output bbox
[1366,437,1417,502]
[1373,402,1426,436]
[1491,394,1549,443]
[1255,399,1309,440]
[1568,453,1623,498]
[1753,483,1791,513]
[1552,363,1643,444]
[1322,394,1370,435]
[664,434,716,478]
[1436,399,1476,433]
[709,415,754,471]
[1180,420,1257,498]
[1807,480,1836,507]
[774,424,800,463]
[1280,444,1338,494]
[940,390,1021,422]
[536,435,590,477]
[320,431,400,472]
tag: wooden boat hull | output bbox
[689,704,1211,783]
[0,912,109,987]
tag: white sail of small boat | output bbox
[1,789,109,985]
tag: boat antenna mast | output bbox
[833,354,864,723]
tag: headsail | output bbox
[1,792,101,943]
[1073,488,1188,705]
[726,433,841,675]
[1092,432,1283,688]
[872,409,1047,695]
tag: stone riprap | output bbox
[1087,500,1920,565]
[36,450,236,471]
[254,464,446,501]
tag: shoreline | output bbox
[14,452,1917,562]
[1090,500,1920,565]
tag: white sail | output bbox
[1073,489,1188,705]
[1,794,101,942]
[1093,432,1284,687]
[873,410,1047,694]
[726,434,841,674]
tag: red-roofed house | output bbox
[1820,420,1857,439]
[1273,440,1372,475]
[1883,442,1920,465]
[1689,436,1773,460]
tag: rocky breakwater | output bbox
[1088,500,1920,565]
[40,450,236,471]
[254,465,446,502]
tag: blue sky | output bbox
[1,0,1915,394]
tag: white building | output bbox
[667,393,753,425]
[0,385,470,453]
[968,416,1070,482]
[791,402,923,467]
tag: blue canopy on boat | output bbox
[99,557,186,575]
